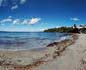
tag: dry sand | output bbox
[0,34,86,70]
[33,34,86,70]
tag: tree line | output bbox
[44,24,86,33]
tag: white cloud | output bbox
[20,0,27,4]
[29,18,41,24]
[0,0,27,10]
[8,16,12,18]
[70,18,80,21]
[11,5,18,10]
[0,16,12,23]
[0,16,41,25]
[39,29,45,31]
[55,26,61,28]
[0,0,3,6]
[22,19,28,24]
[13,19,20,24]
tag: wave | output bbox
[0,32,70,51]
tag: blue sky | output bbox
[0,0,86,32]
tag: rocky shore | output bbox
[0,34,78,70]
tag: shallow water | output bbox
[0,32,69,51]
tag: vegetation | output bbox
[44,24,86,33]
[44,27,74,33]
[80,28,86,33]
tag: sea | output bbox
[0,32,70,51]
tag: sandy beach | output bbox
[33,34,86,70]
[0,34,86,70]
[0,0,86,69]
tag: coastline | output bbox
[0,34,78,70]
[0,33,72,52]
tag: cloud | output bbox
[11,0,27,10]
[55,26,61,28]
[70,18,80,21]
[0,0,3,6]
[22,19,28,24]
[0,16,41,25]
[11,5,18,10]
[20,0,27,4]
[0,16,12,23]
[13,19,20,24]
[0,0,27,10]
[29,18,41,24]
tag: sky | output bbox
[0,0,86,32]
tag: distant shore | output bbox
[0,33,78,70]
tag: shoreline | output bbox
[0,33,78,70]
[0,33,72,52]
[33,34,86,70]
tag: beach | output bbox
[0,34,85,70]
[33,34,86,70]
[0,0,86,70]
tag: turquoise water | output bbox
[0,32,69,51]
